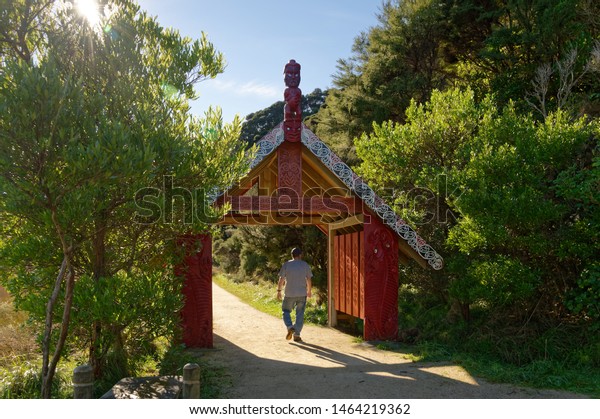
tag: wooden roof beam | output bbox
[217,214,327,226]
[219,196,361,215]
[328,214,365,232]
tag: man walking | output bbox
[277,247,312,342]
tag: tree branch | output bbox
[41,256,67,388]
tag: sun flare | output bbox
[75,0,101,27]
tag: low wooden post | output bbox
[73,364,94,399]
[182,363,200,399]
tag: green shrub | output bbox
[303,303,328,326]
[240,249,267,277]
[566,264,600,330]
[0,361,72,399]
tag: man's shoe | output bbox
[293,335,302,342]
[286,328,295,340]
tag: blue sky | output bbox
[137,0,382,123]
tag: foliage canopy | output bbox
[0,0,248,396]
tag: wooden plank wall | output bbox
[359,230,365,319]
[333,230,364,318]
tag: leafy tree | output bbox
[448,107,599,326]
[555,144,600,328]
[470,0,595,106]
[0,0,54,64]
[356,87,599,345]
[0,0,248,397]
[355,88,494,309]
[438,0,600,116]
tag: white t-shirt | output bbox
[279,259,312,297]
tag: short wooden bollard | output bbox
[73,364,94,399]
[182,363,200,399]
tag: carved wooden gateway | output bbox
[178,60,443,346]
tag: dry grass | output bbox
[0,290,38,368]
[0,286,9,302]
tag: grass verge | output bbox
[393,342,600,397]
[213,273,281,317]
[213,272,328,325]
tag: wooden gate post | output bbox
[176,234,213,348]
[182,363,201,399]
[363,217,399,341]
[73,364,94,399]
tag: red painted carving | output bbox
[175,234,213,348]
[283,59,302,142]
[278,140,302,197]
[363,217,399,341]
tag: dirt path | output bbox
[209,283,584,399]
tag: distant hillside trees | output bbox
[239,88,327,146]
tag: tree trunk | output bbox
[89,216,107,378]
[40,208,76,398]
[89,321,103,378]
[40,257,67,397]
[40,257,75,398]
[461,302,471,323]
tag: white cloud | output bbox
[212,79,280,99]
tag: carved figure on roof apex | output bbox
[283,59,302,142]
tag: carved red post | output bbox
[175,234,213,348]
[279,59,303,201]
[277,141,302,201]
[363,216,399,341]
[283,59,302,142]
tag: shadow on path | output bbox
[209,282,585,399]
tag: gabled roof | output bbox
[217,123,443,270]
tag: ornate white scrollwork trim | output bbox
[249,123,285,170]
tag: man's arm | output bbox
[277,276,285,300]
[306,276,312,298]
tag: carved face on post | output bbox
[283,59,302,142]
[284,59,301,88]
[284,120,302,142]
